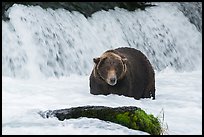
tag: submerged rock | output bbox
[39,106,162,135]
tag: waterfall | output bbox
[2,3,202,79]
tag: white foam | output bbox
[2,2,202,135]
[2,3,202,79]
[2,69,202,135]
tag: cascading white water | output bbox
[2,3,202,79]
[2,3,202,135]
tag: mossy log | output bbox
[39,106,162,135]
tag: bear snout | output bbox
[109,77,117,85]
[107,77,117,86]
[106,70,117,86]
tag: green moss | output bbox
[43,106,162,135]
[115,108,162,135]
[115,112,131,127]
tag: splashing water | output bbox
[2,3,202,79]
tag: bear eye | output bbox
[109,61,115,66]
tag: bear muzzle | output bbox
[107,70,117,86]
[107,77,117,86]
[109,77,117,86]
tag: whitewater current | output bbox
[2,2,202,79]
[2,2,202,135]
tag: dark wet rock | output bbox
[2,2,154,21]
[177,2,202,33]
[39,105,162,135]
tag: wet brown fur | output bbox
[90,47,155,100]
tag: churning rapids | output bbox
[2,2,202,79]
[2,2,202,135]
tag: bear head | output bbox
[93,50,127,86]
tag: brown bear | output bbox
[89,47,155,100]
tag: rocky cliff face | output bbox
[2,2,201,32]
[177,2,202,33]
[2,2,153,20]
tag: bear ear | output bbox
[122,58,128,63]
[93,57,100,64]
